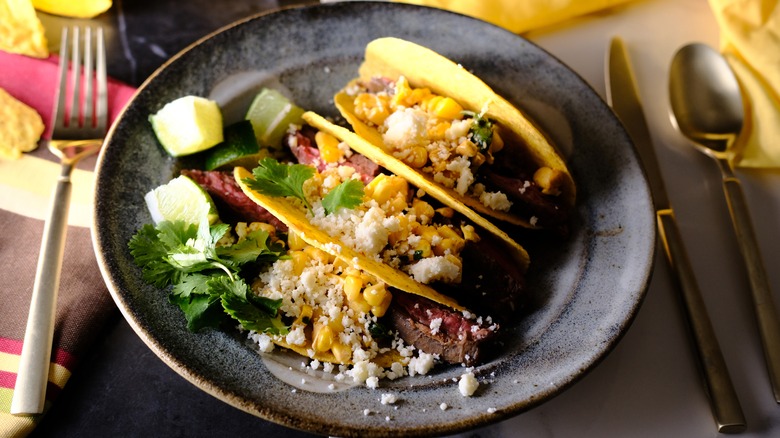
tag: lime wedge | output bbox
[144,175,219,226]
[245,88,304,149]
[203,120,270,170]
[149,96,224,157]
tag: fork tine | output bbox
[52,27,69,132]
[67,26,80,128]
[82,27,94,127]
[95,27,108,132]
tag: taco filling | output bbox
[334,37,575,232]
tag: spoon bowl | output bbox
[669,42,780,404]
[669,43,743,154]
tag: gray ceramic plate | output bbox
[93,2,655,437]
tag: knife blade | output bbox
[606,36,746,433]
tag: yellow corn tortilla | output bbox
[303,110,530,272]
[0,87,44,159]
[335,37,575,228]
[0,0,48,58]
[234,166,465,312]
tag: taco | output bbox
[223,117,529,370]
[333,37,576,231]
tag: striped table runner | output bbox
[0,50,135,437]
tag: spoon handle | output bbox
[657,210,746,432]
[719,164,780,404]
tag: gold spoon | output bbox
[669,42,780,404]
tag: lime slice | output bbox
[144,175,219,225]
[245,88,304,149]
[149,96,224,157]
[203,120,270,170]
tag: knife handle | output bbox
[657,209,746,433]
[721,174,780,403]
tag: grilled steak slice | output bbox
[182,169,287,231]
[287,128,380,184]
[389,292,497,366]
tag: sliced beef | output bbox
[389,292,498,366]
[482,171,569,228]
[287,129,379,184]
[181,169,287,231]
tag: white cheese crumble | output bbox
[383,107,429,149]
[408,256,461,284]
[429,317,443,335]
[380,393,397,405]
[458,372,479,397]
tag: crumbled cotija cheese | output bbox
[407,256,461,284]
[458,372,479,397]
[383,108,429,149]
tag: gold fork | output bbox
[11,26,107,416]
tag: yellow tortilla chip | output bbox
[0,0,48,58]
[234,166,465,312]
[32,0,112,18]
[0,87,44,159]
[338,37,576,227]
[303,110,530,272]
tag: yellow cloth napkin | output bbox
[394,0,635,34]
[709,0,780,168]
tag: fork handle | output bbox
[11,164,74,415]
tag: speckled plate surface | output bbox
[92,2,655,437]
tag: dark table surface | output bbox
[32,1,323,437]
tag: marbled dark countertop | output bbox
[32,1,321,436]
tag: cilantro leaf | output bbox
[128,219,287,335]
[322,179,364,215]
[245,157,315,209]
[215,276,288,335]
[463,110,494,152]
[169,292,226,332]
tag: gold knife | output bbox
[606,37,746,433]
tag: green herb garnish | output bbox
[322,179,365,215]
[245,157,315,210]
[128,220,288,334]
[463,110,494,152]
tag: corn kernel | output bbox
[460,224,480,242]
[428,96,463,119]
[332,257,349,273]
[363,283,388,307]
[295,304,314,326]
[412,199,435,222]
[315,131,343,163]
[405,146,428,168]
[288,230,307,250]
[387,193,408,215]
[331,341,352,364]
[435,207,454,218]
[412,239,432,259]
[313,323,335,352]
[328,313,345,332]
[472,152,486,167]
[302,246,331,264]
[344,275,363,301]
[367,174,408,205]
[371,291,393,318]
[290,250,309,276]
[388,215,409,245]
[438,225,460,240]
[534,166,565,196]
[427,121,450,140]
[455,139,478,158]
[392,76,412,107]
[354,93,390,126]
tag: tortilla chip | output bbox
[32,0,112,18]
[0,87,44,159]
[234,166,465,311]
[303,110,530,272]
[338,37,576,227]
[0,0,48,58]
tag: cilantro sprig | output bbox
[245,157,315,209]
[245,157,365,215]
[463,110,494,152]
[323,179,364,214]
[128,220,288,334]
